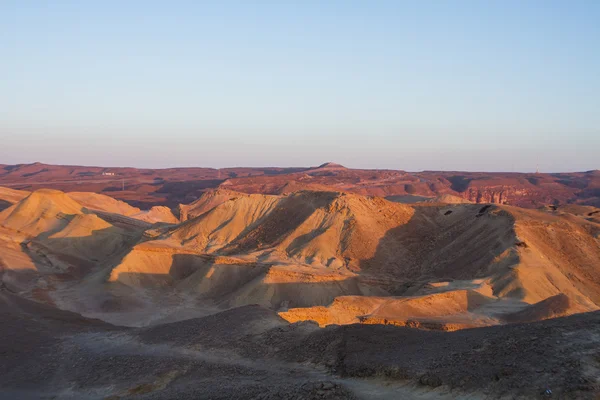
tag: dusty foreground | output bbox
[1,290,599,400]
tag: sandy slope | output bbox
[100,190,600,328]
[68,191,178,224]
[0,189,146,309]
[0,189,84,236]
[68,191,142,216]
[170,191,414,267]
[424,194,473,204]
[281,204,600,327]
[280,290,498,329]
[41,213,131,262]
[0,186,30,211]
[177,188,246,221]
[134,206,179,224]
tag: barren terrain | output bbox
[2,162,599,209]
[0,173,599,399]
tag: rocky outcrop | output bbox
[461,186,531,204]
[460,186,575,206]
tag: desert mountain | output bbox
[1,187,599,329]
[0,187,589,329]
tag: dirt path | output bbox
[60,332,478,400]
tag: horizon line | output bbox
[1,160,598,175]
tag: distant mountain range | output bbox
[1,162,599,209]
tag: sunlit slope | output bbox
[494,206,600,307]
[109,191,600,326]
[40,213,132,262]
[0,186,30,210]
[108,191,413,309]
[280,204,600,327]
[0,189,84,236]
[67,192,141,216]
[170,191,415,268]
[178,188,246,221]
[0,189,140,288]
[168,192,282,251]
[68,191,178,224]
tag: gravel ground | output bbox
[1,291,599,399]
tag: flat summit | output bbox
[316,162,347,169]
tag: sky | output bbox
[1,1,599,172]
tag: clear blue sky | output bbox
[1,1,599,172]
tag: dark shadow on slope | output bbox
[447,175,472,192]
[0,199,12,212]
[0,257,39,294]
[111,252,363,310]
[109,253,213,289]
[12,222,145,291]
[358,204,515,283]
[90,209,153,231]
[0,289,113,329]
[285,227,328,256]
